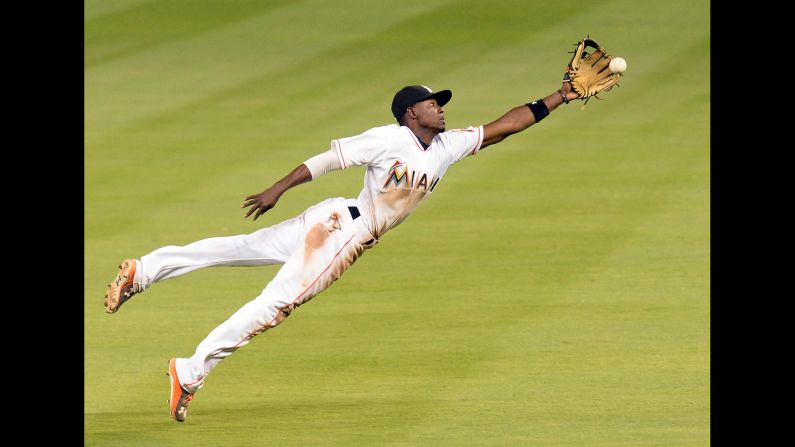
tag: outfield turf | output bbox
[85,1,710,445]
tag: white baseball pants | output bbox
[137,197,377,393]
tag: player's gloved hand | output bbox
[242,187,282,221]
[560,80,580,102]
[563,37,621,104]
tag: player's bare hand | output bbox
[241,187,281,221]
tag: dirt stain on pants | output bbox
[303,212,341,262]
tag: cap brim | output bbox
[421,89,452,107]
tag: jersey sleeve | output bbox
[441,125,484,164]
[330,128,389,169]
[303,147,342,179]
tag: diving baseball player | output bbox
[105,81,582,422]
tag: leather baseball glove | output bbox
[564,37,622,103]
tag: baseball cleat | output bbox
[167,358,194,422]
[104,259,139,314]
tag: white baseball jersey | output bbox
[332,124,484,239]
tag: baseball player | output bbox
[105,81,581,422]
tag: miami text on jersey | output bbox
[382,160,440,192]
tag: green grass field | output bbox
[85,1,709,445]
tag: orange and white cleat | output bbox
[167,358,195,422]
[104,259,140,314]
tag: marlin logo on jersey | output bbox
[383,160,440,192]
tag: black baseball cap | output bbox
[391,85,452,122]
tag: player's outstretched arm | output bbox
[241,163,313,221]
[480,81,579,150]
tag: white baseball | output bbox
[609,57,627,74]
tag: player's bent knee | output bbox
[247,303,295,338]
[268,303,295,328]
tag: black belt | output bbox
[348,206,375,246]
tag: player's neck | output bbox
[406,125,439,147]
